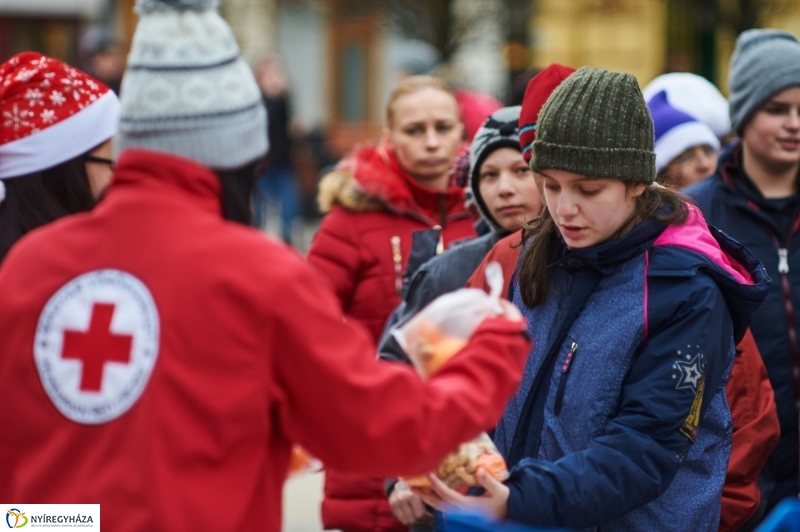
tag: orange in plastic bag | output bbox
[287,446,322,478]
[391,263,509,492]
[399,435,509,493]
[416,321,468,375]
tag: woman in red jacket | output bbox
[307,75,476,532]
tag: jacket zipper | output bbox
[554,342,578,416]
[438,192,448,228]
[771,233,800,408]
[391,235,403,297]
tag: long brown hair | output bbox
[518,183,689,307]
[0,154,95,264]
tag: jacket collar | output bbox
[719,142,800,213]
[342,144,466,221]
[111,149,223,217]
[551,217,666,275]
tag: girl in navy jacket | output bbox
[417,67,769,531]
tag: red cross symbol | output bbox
[62,303,133,392]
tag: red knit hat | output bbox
[0,52,120,180]
[519,63,576,164]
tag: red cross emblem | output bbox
[62,303,133,392]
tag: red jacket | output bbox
[467,231,780,531]
[0,150,530,532]
[720,329,780,531]
[307,144,476,531]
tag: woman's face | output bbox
[663,144,718,189]
[386,88,463,189]
[538,168,645,249]
[478,147,541,231]
[742,86,800,168]
[84,139,114,199]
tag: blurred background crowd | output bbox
[4,0,800,250]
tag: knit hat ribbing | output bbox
[468,106,521,233]
[531,66,656,185]
[116,0,268,169]
[729,29,800,134]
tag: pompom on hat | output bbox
[647,90,720,173]
[116,0,268,169]
[0,52,120,180]
[518,64,575,164]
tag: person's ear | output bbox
[629,182,647,198]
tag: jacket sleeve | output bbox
[719,329,780,532]
[306,205,361,308]
[376,301,412,364]
[271,260,531,477]
[505,275,733,529]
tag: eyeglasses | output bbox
[85,155,115,168]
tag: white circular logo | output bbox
[34,270,160,424]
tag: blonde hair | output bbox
[385,75,456,126]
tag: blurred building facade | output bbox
[0,0,108,66]
[3,0,800,156]
[530,0,800,96]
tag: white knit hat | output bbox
[116,0,268,169]
[647,90,720,173]
[642,72,730,139]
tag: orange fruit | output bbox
[474,453,508,481]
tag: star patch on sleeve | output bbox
[675,354,704,393]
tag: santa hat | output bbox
[642,72,730,139]
[0,52,120,182]
[116,0,267,169]
[647,90,720,173]
[518,63,576,164]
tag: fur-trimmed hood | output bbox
[318,144,467,223]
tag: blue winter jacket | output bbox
[686,143,800,506]
[496,205,769,530]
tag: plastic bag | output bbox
[392,261,505,378]
[391,262,509,492]
[287,445,322,478]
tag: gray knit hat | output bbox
[729,29,800,134]
[469,106,521,233]
[531,66,655,184]
[116,0,268,169]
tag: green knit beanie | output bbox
[531,66,656,184]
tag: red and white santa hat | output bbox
[0,52,120,189]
